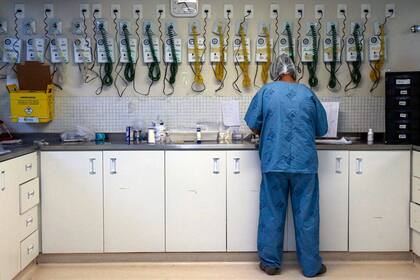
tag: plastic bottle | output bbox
[196,127,202,144]
[157,121,166,143]
[367,128,374,145]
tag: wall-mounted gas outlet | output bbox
[202,4,211,18]
[315,4,325,19]
[386,3,396,18]
[92,4,103,18]
[295,4,304,18]
[270,4,279,19]
[111,4,121,19]
[337,4,347,19]
[22,18,36,35]
[49,18,63,35]
[44,4,54,17]
[156,4,166,19]
[133,4,143,19]
[361,4,371,18]
[14,4,25,18]
[80,4,90,18]
[244,4,254,18]
[224,4,233,19]
[71,19,84,35]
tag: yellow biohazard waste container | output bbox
[7,84,54,123]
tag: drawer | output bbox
[15,152,38,184]
[413,177,420,205]
[413,152,420,178]
[386,97,420,110]
[19,206,38,241]
[20,230,39,270]
[410,202,420,233]
[19,178,39,214]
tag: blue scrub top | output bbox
[245,82,328,174]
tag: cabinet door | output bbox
[287,151,349,252]
[166,151,226,252]
[41,152,103,253]
[349,151,410,252]
[226,151,261,252]
[0,160,20,280]
[104,151,165,252]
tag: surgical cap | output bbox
[270,54,297,81]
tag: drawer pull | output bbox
[26,217,33,227]
[110,158,117,174]
[27,244,34,254]
[233,158,240,174]
[335,157,342,174]
[213,158,220,174]
[0,170,5,191]
[25,163,33,171]
[27,190,35,199]
[356,158,363,174]
[89,158,96,175]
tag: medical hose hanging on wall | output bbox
[112,10,128,97]
[163,23,179,96]
[96,22,113,94]
[296,10,304,83]
[254,25,271,87]
[233,12,251,93]
[369,11,393,93]
[324,23,340,91]
[211,21,227,93]
[344,21,365,93]
[306,24,319,88]
[146,20,161,95]
[132,9,148,96]
[189,11,208,93]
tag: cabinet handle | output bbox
[356,158,363,174]
[89,158,96,175]
[233,158,241,174]
[0,170,5,191]
[25,163,33,171]
[110,158,117,174]
[27,244,34,254]
[213,158,220,174]
[27,190,35,199]
[26,217,33,227]
[335,157,342,174]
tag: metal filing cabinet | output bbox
[385,72,420,144]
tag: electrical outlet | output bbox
[202,4,211,18]
[133,4,143,19]
[337,4,347,19]
[295,4,304,18]
[361,4,371,18]
[386,3,396,18]
[80,4,90,18]
[14,4,25,18]
[224,4,233,19]
[244,4,254,18]
[92,4,103,18]
[315,4,325,19]
[156,4,166,18]
[270,4,279,19]
[111,4,121,19]
[44,4,54,17]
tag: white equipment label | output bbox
[2,38,22,63]
[73,38,92,63]
[26,38,45,62]
[50,37,69,63]
[119,37,137,63]
[164,37,182,63]
[233,36,251,63]
[142,37,160,63]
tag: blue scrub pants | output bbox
[258,172,322,277]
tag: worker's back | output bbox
[245,81,328,174]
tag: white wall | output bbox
[0,0,419,132]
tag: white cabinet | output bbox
[287,150,349,252]
[226,151,261,252]
[41,151,104,253]
[166,151,226,252]
[0,160,20,280]
[349,151,410,252]
[103,151,165,252]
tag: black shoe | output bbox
[259,262,280,276]
[315,264,327,277]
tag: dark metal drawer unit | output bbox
[386,72,420,144]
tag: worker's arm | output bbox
[245,90,265,134]
[312,95,329,137]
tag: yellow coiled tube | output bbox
[261,26,271,84]
[369,24,385,83]
[192,25,204,86]
[239,25,251,88]
[215,24,225,82]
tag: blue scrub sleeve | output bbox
[245,90,264,131]
[312,95,328,137]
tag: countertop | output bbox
[0,139,413,162]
